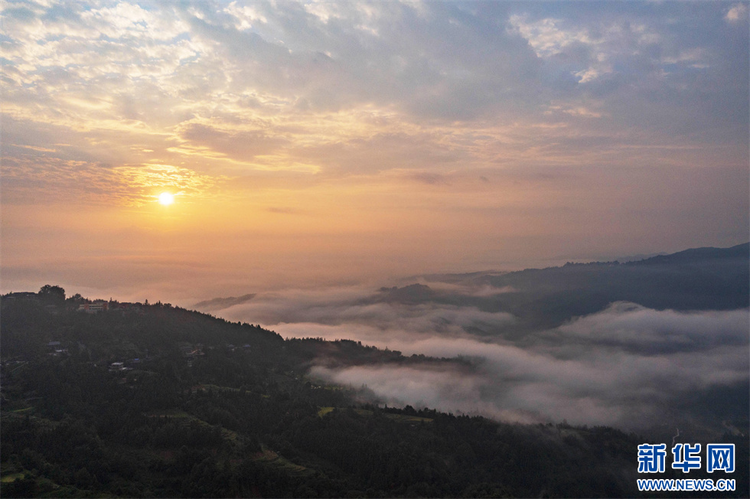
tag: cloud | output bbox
[309,363,533,422]
[214,280,748,430]
[1,0,746,196]
[218,283,515,335]
[178,122,288,160]
[304,305,748,428]
[0,155,221,206]
[726,3,748,23]
[544,302,749,355]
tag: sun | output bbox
[158,192,174,205]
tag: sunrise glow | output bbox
[0,0,746,303]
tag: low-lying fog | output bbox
[197,275,748,431]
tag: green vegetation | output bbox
[1,472,26,483]
[1,288,746,498]
[317,407,335,417]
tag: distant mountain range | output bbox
[195,243,749,332]
[364,243,750,332]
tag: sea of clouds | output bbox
[203,280,748,430]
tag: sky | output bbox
[1,0,748,304]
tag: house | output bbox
[107,302,144,314]
[78,301,108,313]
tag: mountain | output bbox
[193,243,749,332]
[375,243,750,331]
[192,293,256,312]
[1,243,748,498]
[4,290,746,497]
[632,242,749,265]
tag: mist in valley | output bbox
[194,245,750,434]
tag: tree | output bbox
[67,293,86,303]
[38,285,65,302]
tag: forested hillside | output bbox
[1,290,746,498]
